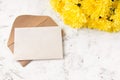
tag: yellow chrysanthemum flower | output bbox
[50,0,65,13]
[62,2,87,28]
[50,0,120,32]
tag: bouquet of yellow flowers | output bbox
[50,0,120,32]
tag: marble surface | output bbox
[0,0,120,80]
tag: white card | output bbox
[14,27,63,60]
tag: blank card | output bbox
[14,27,63,60]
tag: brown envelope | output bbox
[7,15,58,67]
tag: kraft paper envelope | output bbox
[14,27,63,60]
[7,15,58,67]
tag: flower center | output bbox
[76,3,81,7]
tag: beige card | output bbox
[14,27,63,60]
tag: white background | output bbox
[0,0,120,80]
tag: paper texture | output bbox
[14,27,63,60]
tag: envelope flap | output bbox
[13,15,57,27]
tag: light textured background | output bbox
[0,0,120,80]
